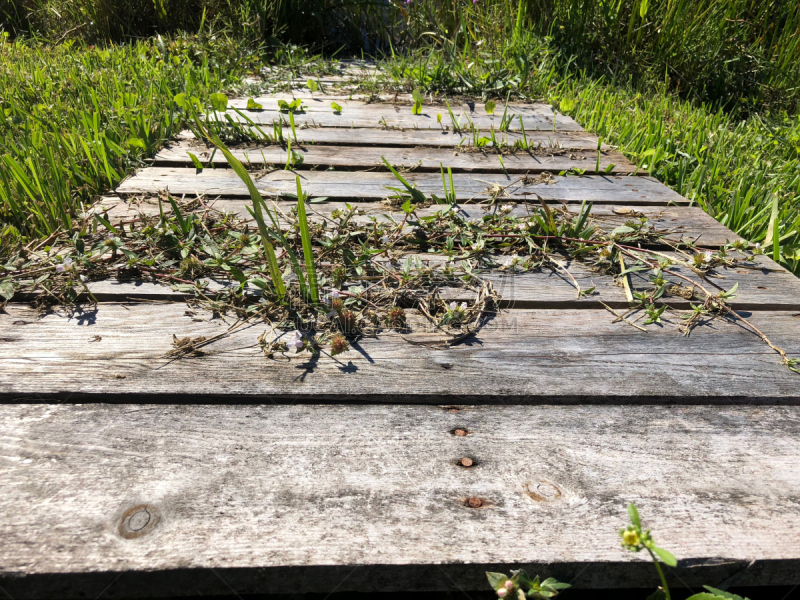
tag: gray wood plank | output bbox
[0,304,798,402]
[73,253,799,311]
[1,403,799,596]
[97,198,743,247]
[155,141,636,174]
[177,127,606,149]
[116,169,685,204]
[226,96,556,116]
[219,108,582,131]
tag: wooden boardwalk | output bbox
[2,91,800,597]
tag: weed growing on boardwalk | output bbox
[487,503,753,600]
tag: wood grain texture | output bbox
[177,127,607,149]
[1,403,799,597]
[155,141,636,174]
[0,304,798,402]
[116,169,685,204]
[219,108,582,131]
[97,197,743,247]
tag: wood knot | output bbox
[524,481,562,503]
[118,504,160,539]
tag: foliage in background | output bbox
[4,0,799,113]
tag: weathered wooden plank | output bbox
[1,403,799,597]
[220,108,582,131]
[227,96,555,114]
[116,169,685,204]
[97,198,742,247]
[72,253,799,311]
[177,127,606,149]
[155,141,636,174]
[1,304,798,402]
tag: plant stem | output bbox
[647,548,671,600]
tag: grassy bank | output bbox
[0,34,264,246]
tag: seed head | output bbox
[330,334,349,356]
[339,309,356,333]
[386,306,406,327]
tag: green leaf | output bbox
[485,100,496,115]
[209,93,228,112]
[306,78,319,92]
[686,594,729,600]
[0,280,15,300]
[640,0,649,18]
[331,102,343,113]
[702,586,749,600]
[611,225,636,236]
[126,138,146,149]
[296,175,319,303]
[246,98,263,111]
[411,89,424,104]
[515,569,535,589]
[765,194,780,262]
[173,92,188,108]
[412,100,423,115]
[560,98,576,112]
[187,152,204,170]
[627,503,641,528]
[485,572,509,591]
[652,546,677,567]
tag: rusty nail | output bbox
[465,496,486,508]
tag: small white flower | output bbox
[381,234,389,244]
[755,242,761,250]
[459,302,467,311]
[80,275,87,282]
[517,222,528,231]
[107,233,115,240]
[330,289,340,299]
[497,590,508,599]
[55,264,65,273]
[449,301,458,311]
[500,204,513,213]
[704,251,713,261]
[504,580,515,590]
[63,257,73,268]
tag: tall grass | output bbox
[5,0,799,110]
[0,34,259,241]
